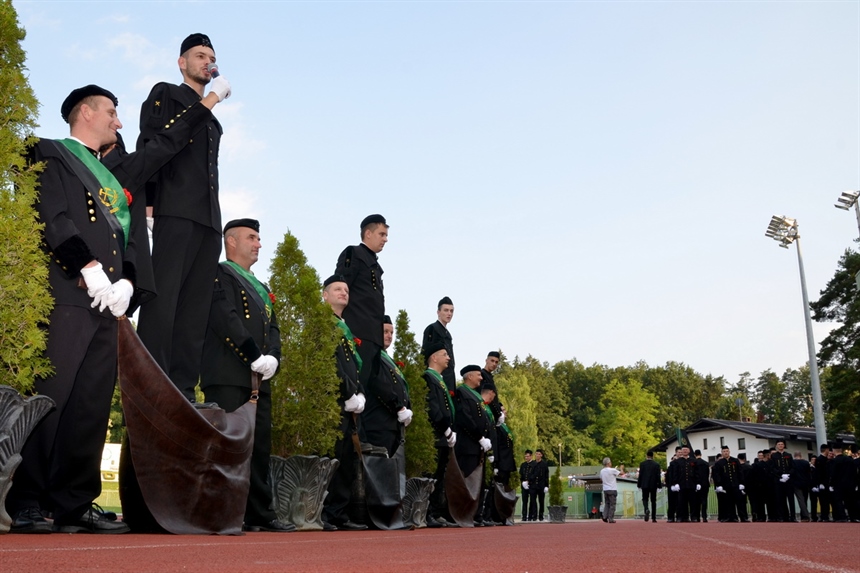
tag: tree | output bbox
[494,369,538,455]
[588,378,660,466]
[810,246,860,434]
[267,231,340,457]
[0,0,53,393]
[752,369,791,425]
[393,309,436,477]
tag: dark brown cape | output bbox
[443,448,482,528]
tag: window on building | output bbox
[720,436,725,448]
[703,438,708,450]
[738,438,746,450]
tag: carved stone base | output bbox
[0,387,55,533]
[269,455,339,531]
[402,477,435,528]
[548,505,568,523]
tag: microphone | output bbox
[207,63,220,78]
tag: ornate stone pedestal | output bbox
[0,387,54,533]
[269,455,339,531]
[402,477,435,528]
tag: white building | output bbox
[654,418,856,464]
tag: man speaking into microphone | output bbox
[136,33,231,401]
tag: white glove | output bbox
[250,355,278,380]
[497,412,506,425]
[696,484,701,491]
[812,487,819,493]
[670,484,680,492]
[479,437,492,452]
[209,75,232,101]
[780,474,790,483]
[819,484,825,490]
[493,468,498,476]
[107,278,134,317]
[522,481,529,490]
[715,486,725,493]
[81,263,113,311]
[146,216,155,232]
[343,393,363,413]
[444,427,456,448]
[488,455,495,464]
[829,486,834,492]
[544,487,549,494]
[738,484,745,491]
[397,408,413,426]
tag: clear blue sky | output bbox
[14,0,860,384]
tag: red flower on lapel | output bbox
[123,188,132,205]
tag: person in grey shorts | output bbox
[600,457,621,523]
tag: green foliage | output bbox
[0,0,53,393]
[267,231,340,457]
[548,463,564,506]
[811,246,860,434]
[494,369,538,454]
[393,309,436,477]
[588,378,660,466]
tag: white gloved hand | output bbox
[780,474,790,483]
[498,412,506,425]
[146,216,155,232]
[829,486,834,492]
[250,355,278,380]
[479,437,492,452]
[738,484,745,491]
[488,455,495,464]
[444,427,456,447]
[715,486,725,493]
[494,468,498,476]
[104,279,134,317]
[544,487,549,494]
[353,393,366,413]
[522,481,529,490]
[812,487,819,493]
[343,393,363,413]
[670,484,680,492]
[81,263,113,311]
[397,408,413,426]
[209,75,232,101]
[696,484,702,491]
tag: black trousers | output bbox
[667,489,678,520]
[678,488,698,521]
[322,415,360,526]
[429,446,449,520]
[356,339,382,388]
[138,217,220,400]
[6,307,116,524]
[530,489,546,520]
[521,488,534,520]
[641,488,657,517]
[698,487,710,520]
[203,385,275,526]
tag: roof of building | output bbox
[652,418,856,451]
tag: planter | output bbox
[269,454,339,531]
[0,387,55,533]
[402,477,435,528]
[548,505,568,524]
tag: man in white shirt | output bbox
[600,457,621,523]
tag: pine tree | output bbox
[267,231,340,457]
[0,0,53,392]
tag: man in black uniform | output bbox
[200,219,293,532]
[519,450,535,521]
[828,442,858,522]
[362,315,412,457]
[693,449,711,522]
[637,451,661,522]
[422,297,456,393]
[770,438,795,522]
[320,275,367,531]
[453,365,493,525]
[669,446,700,522]
[665,446,681,522]
[530,449,550,522]
[136,33,231,401]
[7,84,225,534]
[335,214,389,389]
[748,450,770,521]
[422,341,455,528]
[712,445,746,522]
[791,451,812,522]
[814,443,832,522]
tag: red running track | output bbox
[1,520,858,573]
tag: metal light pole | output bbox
[834,190,860,239]
[764,216,828,449]
[558,443,563,468]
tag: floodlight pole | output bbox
[790,235,828,450]
[834,190,860,239]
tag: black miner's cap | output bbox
[324,274,347,288]
[360,214,387,228]
[460,364,481,377]
[383,315,392,325]
[61,85,118,123]
[223,218,259,235]
[181,33,213,56]
[424,340,446,360]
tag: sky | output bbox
[12,0,860,385]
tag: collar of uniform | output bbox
[67,136,98,158]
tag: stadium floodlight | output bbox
[763,215,827,449]
[833,190,860,239]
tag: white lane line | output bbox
[679,531,860,573]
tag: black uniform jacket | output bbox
[669,456,699,489]
[637,459,662,490]
[423,370,452,446]
[519,460,535,483]
[531,460,549,490]
[792,457,812,489]
[200,263,280,395]
[137,82,223,232]
[363,353,410,434]
[335,243,384,347]
[694,457,710,488]
[712,456,743,488]
[829,455,858,492]
[770,451,794,482]
[453,384,490,459]
[422,321,454,390]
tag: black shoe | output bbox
[426,516,445,528]
[243,519,296,532]
[643,514,650,521]
[339,520,368,531]
[322,521,338,531]
[10,507,51,534]
[601,516,608,522]
[651,519,657,523]
[667,519,675,523]
[702,518,708,523]
[53,505,130,534]
[473,520,484,527]
[691,519,700,522]
[740,519,750,523]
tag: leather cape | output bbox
[443,448,483,527]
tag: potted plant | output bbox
[547,463,568,523]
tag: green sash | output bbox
[425,368,454,420]
[222,260,273,317]
[334,316,363,371]
[380,350,409,397]
[462,383,495,424]
[59,138,130,248]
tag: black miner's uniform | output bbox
[422,321,455,392]
[136,82,224,400]
[423,369,453,521]
[335,244,385,386]
[363,352,410,457]
[201,262,281,527]
[668,456,699,522]
[713,456,746,522]
[769,450,795,521]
